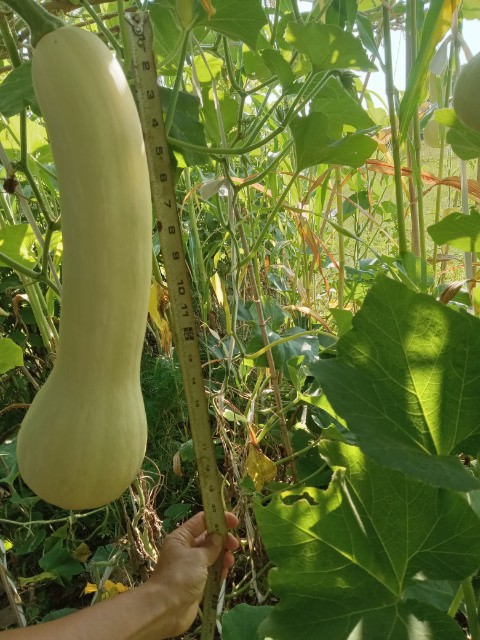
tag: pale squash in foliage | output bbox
[17,27,152,510]
[453,52,480,133]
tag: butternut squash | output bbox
[453,53,480,133]
[17,26,152,510]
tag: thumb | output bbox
[202,532,224,566]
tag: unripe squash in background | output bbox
[453,52,480,133]
[16,27,152,510]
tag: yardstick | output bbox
[124,12,227,640]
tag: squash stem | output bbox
[0,12,21,68]
[382,1,408,256]
[79,0,123,59]
[164,29,190,135]
[2,0,64,47]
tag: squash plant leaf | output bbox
[311,77,375,138]
[260,49,296,91]
[254,441,480,640]
[0,224,37,269]
[285,22,376,72]
[310,277,480,491]
[197,0,267,50]
[291,113,377,171]
[161,88,207,166]
[0,63,40,117]
[428,209,480,252]
[222,604,274,640]
[398,0,457,139]
[435,107,480,159]
[0,338,23,374]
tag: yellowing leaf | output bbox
[103,580,129,598]
[83,582,98,595]
[210,272,224,305]
[246,444,276,491]
[148,281,172,354]
[71,542,91,563]
[83,580,130,599]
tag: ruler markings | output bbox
[125,12,227,639]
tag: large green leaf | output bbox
[161,88,207,166]
[150,1,182,64]
[201,87,238,145]
[39,542,84,583]
[260,49,296,91]
[254,441,480,640]
[285,22,376,72]
[0,338,23,374]
[428,210,480,252]
[310,277,480,491]
[291,112,377,170]
[311,76,375,137]
[0,224,37,268]
[0,63,40,117]
[222,604,273,640]
[435,107,480,159]
[197,0,267,50]
[398,0,457,140]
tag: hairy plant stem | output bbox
[405,0,420,258]
[335,167,345,309]
[117,0,131,72]
[462,577,480,640]
[184,168,209,312]
[78,0,122,57]
[382,2,408,256]
[164,29,190,135]
[452,15,474,285]
[240,172,299,267]
[2,0,63,46]
[407,0,426,283]
[433,43,455,282]
[0,12,21,67]
[236,212,297,481]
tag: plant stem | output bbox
[0,12,21,67]
[240,172,299,267]
[117,0,131,72]
[335,167,345,309]
[184,168,208,300]
[382,2,408,256]
[2,0,63,46]
[463,577,480,640]
[405,0,420,257]
[79,0,122,58]
[164,29,190,135]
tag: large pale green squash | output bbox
[16,27,152,510]
[453,52,480,133]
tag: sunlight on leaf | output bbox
[428,210,480,252]
[285,23,376,72]
[311,277,480,491]
[254,441,480,640]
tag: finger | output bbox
[225,532,239,551]
[224,512,239,528]
[179,511,208,540]
[200,532,224,566]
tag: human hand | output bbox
[149,511,239,637]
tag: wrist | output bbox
[140,575,187,639]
